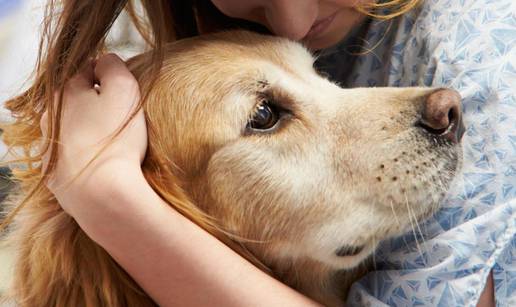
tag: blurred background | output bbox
[0,0,29,296]
[0,0,145,296]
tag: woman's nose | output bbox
[262,0,318,40]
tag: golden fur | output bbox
[2,31,461,306]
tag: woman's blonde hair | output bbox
[1,0,421,305]
[361,0,422,19]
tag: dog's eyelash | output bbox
[251,97,271,115]
[257,79,269,88]
[247,98,275,127]
[248,92,275,119]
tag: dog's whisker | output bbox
[390,194,424,254]
[389,199,414,253]
[371,236,377,271]
[403,192,425,262]
[388,200,401,227]
[409,198,429,259]
[388,198,408,257]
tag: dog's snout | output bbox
[418,89,464,144]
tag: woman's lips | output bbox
[303,11,339,41]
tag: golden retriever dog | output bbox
[2,31,463,307]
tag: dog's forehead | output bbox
[246,36,315,78]
[199,31,316,79]
[247,38,314,76]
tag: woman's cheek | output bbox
[210,0,257,19]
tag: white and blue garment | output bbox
[316,0,516,306]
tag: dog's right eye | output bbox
[247,101,281,132]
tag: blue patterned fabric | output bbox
[316,0,516,305]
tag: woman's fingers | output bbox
[40,55,133,146]
[94,53,138,96]
[38,52,146,217]
[66,61,96,91]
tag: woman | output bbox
[5,0,514,306]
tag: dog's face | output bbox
[133,31,462,273]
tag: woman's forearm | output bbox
[76,163,321,307]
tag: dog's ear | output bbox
[141,145,272,274]
[4,188,156,306]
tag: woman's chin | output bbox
[302,28,352,50]
[302,13,367,50]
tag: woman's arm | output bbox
[42,54,320,307]
[75,162,320,307]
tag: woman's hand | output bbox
[41,54,147,220]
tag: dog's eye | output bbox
[248,102,280,131]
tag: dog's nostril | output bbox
[417,111,452,135]
[335,245,363,257]
[418,89,464,144]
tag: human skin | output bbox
[42,1,495,306]
[211,0,373,50]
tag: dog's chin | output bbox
[334,150,462,271]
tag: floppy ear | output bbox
[3,183,156,306]
[126,49,217,234]
[129,48,273,274]
[141,146,272,272]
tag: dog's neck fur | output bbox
[189,175,370,307]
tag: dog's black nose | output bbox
[418,89,464,144]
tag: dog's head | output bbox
[131,30,462,282]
